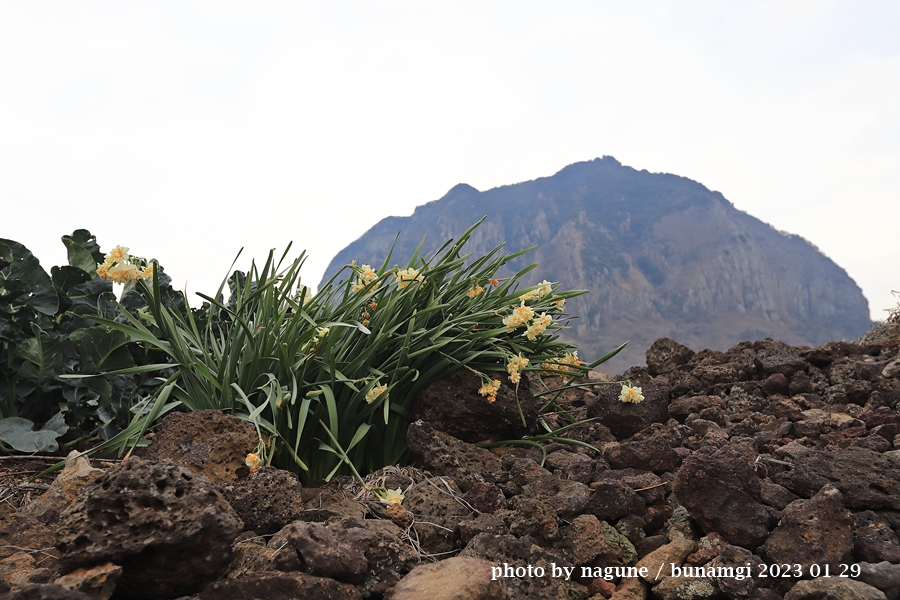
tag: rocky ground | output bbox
[1,321,900,599]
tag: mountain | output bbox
[320,157,871,373]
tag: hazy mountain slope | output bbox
[320,157,871,373]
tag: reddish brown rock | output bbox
[668,396,726,423]
[763,485,853,572]
[0,453,105,573]
[685,533,728,566]
[53,563,121,600]
[268,520,368,584]
[609,577,648,600]
[602,435,680,474]
[220,466,304,535]
[499,496,558,543]
[0,584,90,600]
[587,577,616,599]
[652,572,718,600]
[754,339,807,377]
[646,338,695,376]
[402,477,472,555]
[562,514,636,567]
[672,452,772,549]
[55,458,242,600]
[300,487,366,522]
[462,482,506,513]
[0,554,53,592]
[140,409,259,485]
[853,511,900,564]
[784,577,887,600]
[772,447,900,510]
[406,420,503,492]
[706,544,762,599]
[635,538,694,585]
[459,534,587,600]
[225,541,280,580]
[585,479,645,523]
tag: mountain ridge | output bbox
[321,157,871,373]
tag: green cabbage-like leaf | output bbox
[0,415,67,453]
[0,239,59,316]
[71,327,135,373]
[62,235,98,275]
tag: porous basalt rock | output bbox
[55,458,242,599]
[586,378,669,440]
[672,451,772,549]
[220,466,304,535]
[763,485,853,573]
[199,572,362,599]
[771,447,900,509]
[139,409,259,485]
[406,420,503,492]
[646,337,695,376]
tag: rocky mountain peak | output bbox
[322,158,870,373]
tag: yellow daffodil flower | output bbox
[619,382,644,404]
[396,268,423,289]
[366,382,388,404]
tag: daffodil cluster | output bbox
[295,285,315,305]
[619,382,644,403]
[541,351,584,375]
[301,327,330,353]
[502,303,535,329]
[502,304,553,341]
[525,313,553,341]
[478,378,501,403]
[506,353,529,384]
[351,264,379,293]
[396,267,424,290]
[519,280,553,303]
[96,246,153,284]
[467,284,484,298]
[366,381,388,404]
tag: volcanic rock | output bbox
[390,557,508,600]
[762,485,853,572]
[139,409,259,485]
[220,466,304,535]
[55,458,242,599]
[672,451,772,548]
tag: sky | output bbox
[2,1,898,321]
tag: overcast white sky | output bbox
[2,1,898,321]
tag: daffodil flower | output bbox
[245,452,261,471]
[619,382,644,404]
[396,267,424,289]
[375,487,405,504]
[366,382,388,404]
